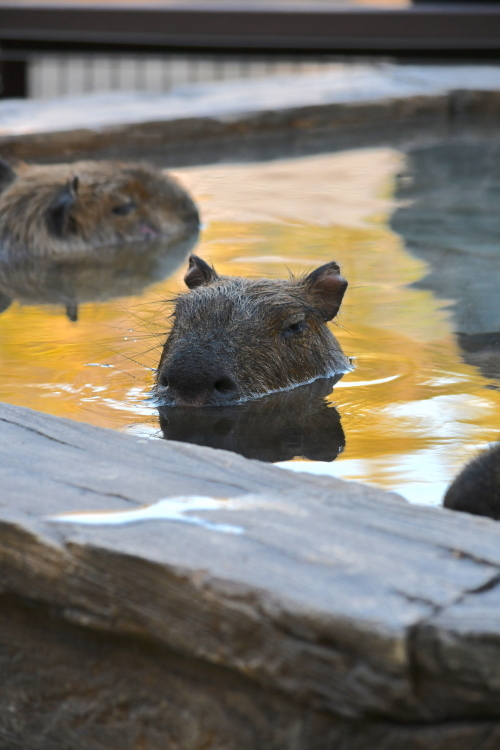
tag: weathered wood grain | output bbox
[1,401,500,747]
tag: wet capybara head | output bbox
[443,443,500,520]
[156,255,352,406]
[0,159,199,260]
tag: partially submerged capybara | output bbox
[444,443,500,520]
[0,159,199,260]
[156,255,352,406]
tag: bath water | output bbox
[1,146,498,506]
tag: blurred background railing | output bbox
[1,1,500,99]
[25,54,350,100]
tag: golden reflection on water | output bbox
[0,147,498,505]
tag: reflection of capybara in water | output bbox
[156,255,352,406]
[0,159,199,260]
[444,444,500,520]
[159,377,345,463]
[0,227,200,322]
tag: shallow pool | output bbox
[0,144,498,506]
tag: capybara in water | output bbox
[156,255,352,406]
[444,443,500,520]
[0,158,199,260]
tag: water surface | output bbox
[0,145,498,506]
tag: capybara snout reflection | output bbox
[156,255,352,406]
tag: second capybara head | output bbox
[156,255,352,406]
[0,159,199,259]
[444,443,500,520]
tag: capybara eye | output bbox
[284,319,307,336]
[111,201,136,216]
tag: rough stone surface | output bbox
[3,596,500,750]
[2,402,500,746]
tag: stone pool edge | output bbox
[2,400,500,748]
[2,64,500,163]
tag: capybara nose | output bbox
[213,376,238,398]
[160,367,239,404]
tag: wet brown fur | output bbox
[156,256,352,406]
[0,160,199,260]
[444,443,500,520]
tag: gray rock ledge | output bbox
[2,64,500,164]
[2,401,500,748]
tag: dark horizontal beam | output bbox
[0,3,500,52]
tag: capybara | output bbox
[158,376,345,462]
[0,158,199,260]
[156,255,352,406]
[443,443,500,520]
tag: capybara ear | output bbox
[0,159,16,194]
[0,290,12,314]
[303,261,348,321]
[65,303,78,322]
[184,255,218,289]
[45,176,79,238]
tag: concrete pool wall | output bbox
[2,63,500,165]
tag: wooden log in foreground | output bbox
[1,400,500,748]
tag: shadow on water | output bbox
[158,376,345,463]
[391,139,500,382]
[0,230,199,322]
